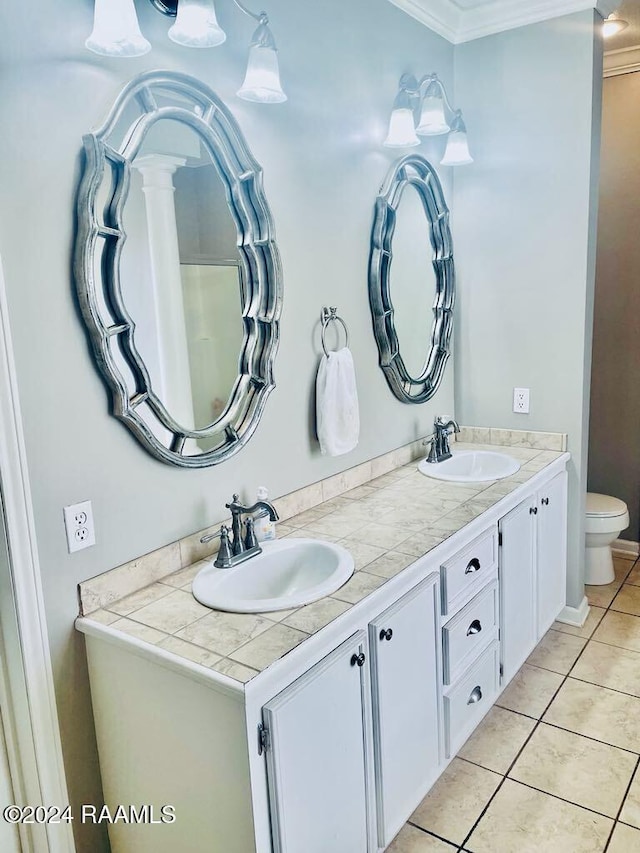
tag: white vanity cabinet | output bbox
[263,574,442,853]
[499,470,568,684]
[262,632,371,853]
[368,575,441,849]
[536,471,568,636]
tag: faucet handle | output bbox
[200,527,222,544]
[426,435,439,463]
[214,525,234,568]
[244,517,258,550]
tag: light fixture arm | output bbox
[230,0,264,23]
[416,74,458,119]
[394,73,461,119]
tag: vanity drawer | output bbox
[444,641,500,759]
[440,529,497,616]
[442,582,498,685]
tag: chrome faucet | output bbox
[425,416,460,463]
[200,493,279,569]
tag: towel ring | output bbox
[321,307,349,357]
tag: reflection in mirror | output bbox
[390,183,437,380]
[120,118,243,437]
[368,154,454,404]
[75,71,282,466]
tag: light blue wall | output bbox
[0,1,454,848]
[452,10,603,609]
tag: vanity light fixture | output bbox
[384,73,472,166]
[603,13,629,37]
[85,0,287,103]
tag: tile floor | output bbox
[388,553,640,853]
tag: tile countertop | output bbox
[76,442,567,688]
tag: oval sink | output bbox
[418,450,520,483]
[192,538,355,613]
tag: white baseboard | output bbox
[555,596,590,628]
[613,539,639,559]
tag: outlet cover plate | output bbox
[513,387,530,414]
[63,500,96,553]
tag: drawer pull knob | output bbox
[541,497,550,506]
[350,652,366,668]
[465,557,481,575]
[467,686,483,705]
[379,628,393,642]
[530,506,538,515]
[467,619,482,636]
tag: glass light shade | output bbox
[603,15,629,37]
[85,0,151,57]
[384,108,420,148]
[168,0,226,48]
[440,130,473,166]
[416,95,450,136]
[237,46,287,103]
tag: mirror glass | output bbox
[120,118,243,433]
[390,183,437,379]
[75,71,282,467]
[368,154,454,404]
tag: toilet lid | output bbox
[586,492,628,518]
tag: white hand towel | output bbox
[316,347,360,456]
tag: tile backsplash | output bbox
[457,427,567,453]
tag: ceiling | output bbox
[390,0,621,43]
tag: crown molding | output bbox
[604,45,640,77]
[390,0,616,44]
[388,0,460,43]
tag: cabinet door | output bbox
[369,574,441,849]
[263,631,371,853]
[499,500,537,685]
[537,471,568,637]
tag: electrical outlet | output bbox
[63,500,95,554]
[513,387,530,414]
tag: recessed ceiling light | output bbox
[603,13,629,37]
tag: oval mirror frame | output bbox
[368,154,454,404]
[74,70,282,467]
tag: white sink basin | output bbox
[418,450,520,483]
[192,538,355,613]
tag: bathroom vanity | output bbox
[76,443,568,853]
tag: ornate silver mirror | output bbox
[368,154,454,403]
[74,70,282,467]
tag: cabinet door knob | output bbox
[467,686,483,705]
[541,497,549,506]
[465,557,481,575]
[379,628,393,642]
[466,619,482,636]
[350,652,366,668]
[530,506,538,515]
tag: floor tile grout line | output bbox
[566,672,640,704]
[603,753,640,852]
[536,718,640,757]
[404,821,463,849]
[457,771,508,851]
[501,776,624,822]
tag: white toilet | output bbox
[585,492,629,585]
